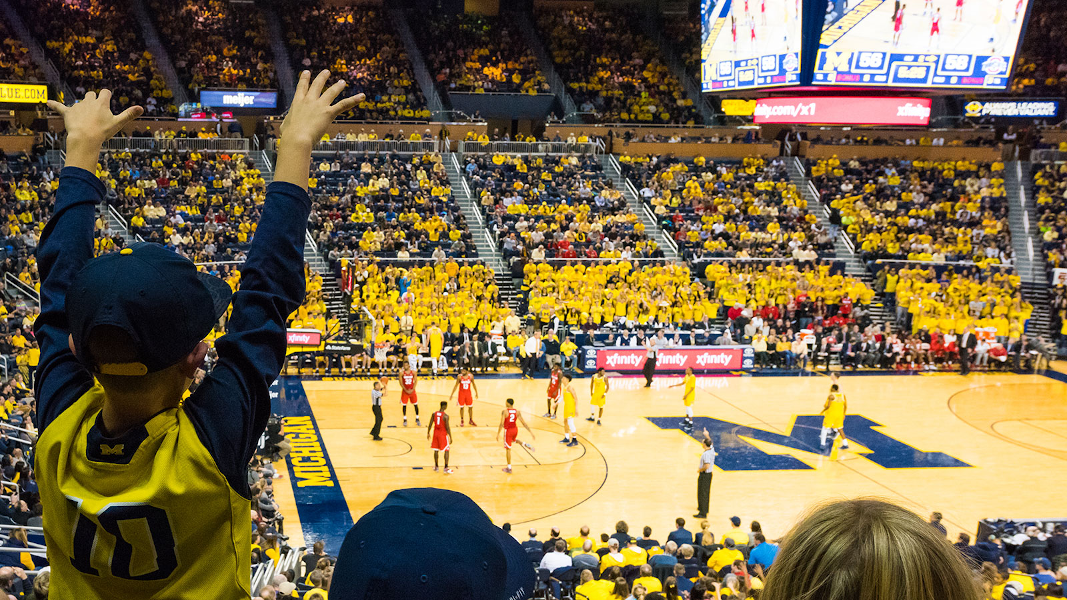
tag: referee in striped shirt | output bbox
[695,428,716,519]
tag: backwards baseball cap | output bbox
[67,243,232,376]
[330,488,533,600]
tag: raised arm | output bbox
[185,71,362,490]
[34,92,142,431]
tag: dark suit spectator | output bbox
[611,521,632,548]
[522,529,542,554]
[542,527,564,554]
[636,526,659,550]
[668,519,694,547]
[959,326,978,375]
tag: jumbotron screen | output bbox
[701,0,803,91]
[813,0,1033,89]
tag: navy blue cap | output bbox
[67,243,232,375]
[330,488,533,600]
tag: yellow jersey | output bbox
[563,389,577,418]
[683,374,696,406]
[591,376,607,406]
[823,392,846,429]
[36,385,251,598]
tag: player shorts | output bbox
[823,416,844,430]
[591,393,606,407]
[504,427,518,448]
[374,348,387,362]
[401,391,418,405]
[458,393,473,407]
[407,355,420,371]
[431,433,449,452]
[683,392,695,407]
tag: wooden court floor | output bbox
[273,371,1067,551]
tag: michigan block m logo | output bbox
[647,415,971,470]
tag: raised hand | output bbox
[280,70,364,148]
[47,90,143,171]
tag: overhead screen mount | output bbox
[702,0,1035,92]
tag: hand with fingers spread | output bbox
[281,69,364,148]
[275,70,364,190]
[47,90,143,172]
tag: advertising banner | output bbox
[754,96,931,125]
[286,329,322,347]
[200,90,278,109]
[594,346,754,372]
[964,99,1060,119]
[0,83,47,103]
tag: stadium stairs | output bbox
[514,10,579,123]
[0,0,73,101]
[602,153,681,262]
[443,152,519,311]
[1006,159,1052,339]
[787,157,891,328]
[388,8,446,120]
[129,0,190,106]
[637,9,715,125]
[262,2,296,106]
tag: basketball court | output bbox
[272,369,1067,551]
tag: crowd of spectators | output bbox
[464,153,659,276]
[623,155,830,261]
[537,8,700,124]
[13,0,175,115]
[1009,0,1067,97]
[412,12,548,96]
[151,0,274,92]
[801,132,999,147]
[810,157,1015,267]
[662,20,701,82]
[307,152,474,263]
[283,2,429,121]
[0,21,43,83]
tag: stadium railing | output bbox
[457,141,601,155]
[267,139,442,154]
[98,137,251,152]
[3,273,38,303]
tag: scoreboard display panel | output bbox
[701,0,803,91]
[813,0,1032,89]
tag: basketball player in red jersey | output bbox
[427,400,453,474]
[731,16,738,53]
[496,398,535,474]
[954,0,963,20]
[448,367,479,427]
[399,365,420,427]
[543,364,562,419]
[929,8,941,49]
[893,5,905,46]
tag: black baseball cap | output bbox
[67,243,232,376]
[330,488,534,600]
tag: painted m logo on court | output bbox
[647,415,971,470]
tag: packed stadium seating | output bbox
[662,20,700,82]
[536,7,699,124]
[1034,162,1067,271]
[622,155,829,260]
[12,0,176,115]
[282,3,429,121]
[464,153,656,268]
[0,21,43,84]
[150,0,275,91]
[1010,1,1067,96]
[411,12,548,96]
[809,157,1014,267]
[308,152,474,262]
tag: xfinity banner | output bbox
[593,346,754,372]
[964,99,1060,119]
[200,90,278,109]
[754,96,931,126]
[286,329,322,347]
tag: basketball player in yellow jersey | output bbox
[425,321,445,378]
[820,383,850,450]
[34,73,362,599]
[669,367,697,431]
[586,367,609,425]
[559,373,579,447]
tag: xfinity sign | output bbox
[754,96,932,126]
[200,90,278,109]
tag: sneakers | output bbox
[524,443,536,452]
[502,466,513,474]
[543,412,553,418]
[444,468,454,475]
[841,441,850,449]
[596,420,602,426]
[403,418,408,427]
[415,418,421,427]
[468,419,477,427]
[460,420,465,427]
[586,417,596,422]
[550,414,557,420]
[559,438,570,444]
[433,466,439,472]
[567,439,579,447]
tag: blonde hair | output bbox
[762,499,981,600]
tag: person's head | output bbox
[529,528,537,540]
[581,525,590,537]
[640,564,653,577]
[674,563,686,577]
[830,384,839,392]
[1036,558,1053,573]
[440,400,448,411]
[583,539,593,553]
[613,577,630,598]
[580,569,594,585]
[930,512,942,523]
[686,367,693,375]
[608,538,620,552]
[730,516,741,528]
[616,521,629,534]
[958,532,970,545]
[555,540,567,553]
[680,544,694,559]
[313,541,324,555]
[724,538,736,549]
[751,521,762,533]
[676,517,686,529]
[67,245,232,403]
[308,571,324,587]
[597,367,605,376]
[761,499,981,600]
[701,520,710,531]
[754,533,766,545]
[703,437,713,449]
[563,373,573,383]
[32,570,48,599]
[506,398,515,406]
[551,527,560,538]
[644,526,653,538]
